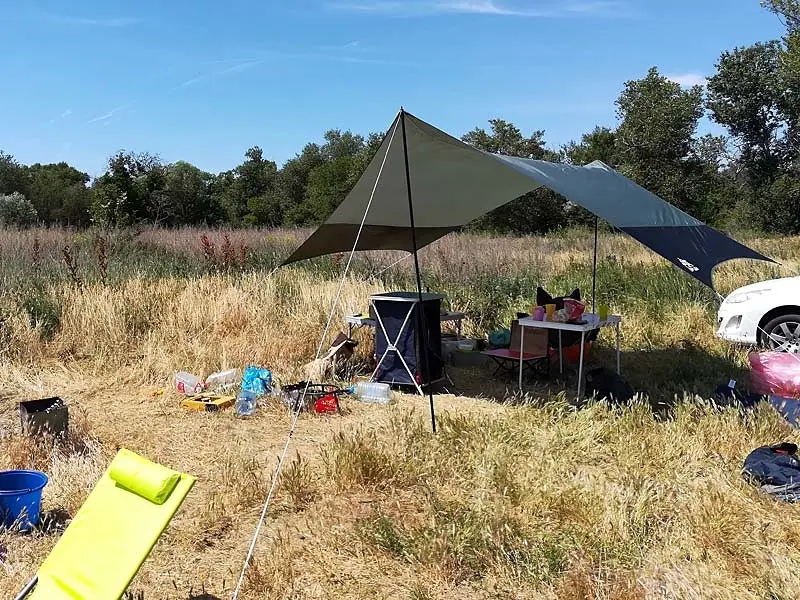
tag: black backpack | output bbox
[585,367,635,404]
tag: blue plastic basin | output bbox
[0,470,49,531]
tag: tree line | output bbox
[1,0,797,235]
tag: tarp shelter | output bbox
[282,110,774,290]
[281,109,775,433]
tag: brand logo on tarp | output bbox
[678,258,699,272]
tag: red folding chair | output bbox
[482,320,549,381]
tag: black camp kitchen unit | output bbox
[370,292,444,389]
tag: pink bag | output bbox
[563,298,586,321]
[749,352,800,399]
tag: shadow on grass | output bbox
[442,341,748,415]
[37,507,71,535]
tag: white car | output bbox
[717,276,800,353]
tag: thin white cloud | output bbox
[667,73,707,88]
[45,109,73,125]
[44,14,141,27]
[87,102,133,124]
[328,0,624,17]
[176,51,402,91]
[177,60,263,89]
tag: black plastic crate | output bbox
[19,397,69,438]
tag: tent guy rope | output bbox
[231,118,400,600]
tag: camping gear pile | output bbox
[483,286,599,374]
[174,365,275,416]
[171,332,365,418]
[742,443,800,502]
[279,381,348,414]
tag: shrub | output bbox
[22,291,62,340]
[0,192,38,228]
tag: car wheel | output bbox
[761,314,800,353]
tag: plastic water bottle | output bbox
[349,382,392,405]
[235,390,257,417]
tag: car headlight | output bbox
[726,289,770,304]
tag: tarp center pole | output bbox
[592,216,599,314]
[400,107,437,434]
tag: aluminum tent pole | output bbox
[400,107,437,434]
[592,216,599,314]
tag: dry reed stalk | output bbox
[32,235,40,272]
[61,244,80,284]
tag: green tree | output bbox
[763,0,800,26]
[217,147,280,225]
[615,67,711,216]
[762,0,800,176]
[0,192,38,227]
[90,151,166,226]
[462,119,567,234]
[278,143,325,225]
[762,1,800,76]
[562,126,619,167]
[163,161,222,225]
[25,162,91,226]
[296,130,379,224]
[462,119,547,158]
[707,41,796,188]
[754,173,800,233]
[0,151,27,196]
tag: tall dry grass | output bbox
[0,227,799,599]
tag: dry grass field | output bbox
[1,227,800,599]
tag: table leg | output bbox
[519,326,525,390]
[616,322,621,374]
[578,330,585,398]
[558,330,563,375]
[457,319,462,339]
[348,323,353,339]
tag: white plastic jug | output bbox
[175,371,204,395]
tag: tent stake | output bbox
[400,108,437,434]
[592,216,598,314]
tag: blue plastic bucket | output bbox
[0,470,48,531]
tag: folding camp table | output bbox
[517,313,621,397]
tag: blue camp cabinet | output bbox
[370,292,444,388]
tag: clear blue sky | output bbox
[0,0,784,178]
